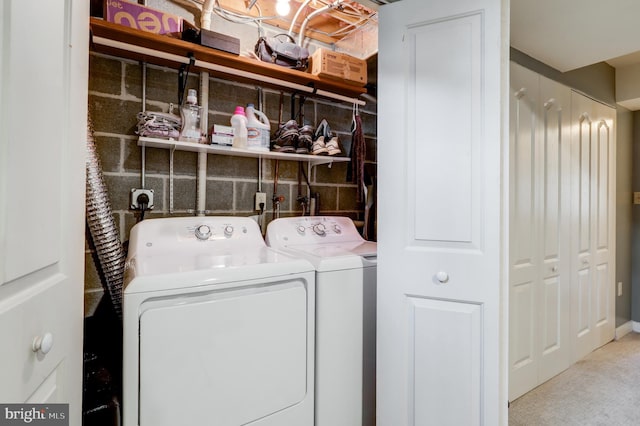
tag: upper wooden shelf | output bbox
[89,18,367,104]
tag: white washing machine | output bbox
[122,216,315,426]
[265,216,377,426]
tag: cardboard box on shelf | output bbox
[104,0,182,35]
[309,49,367,87]
[210,124,234,146]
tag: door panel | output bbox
[578,115,592,257]
[510,281,535,369]
[0,1,87,423]
[541,277,560,353]
[596,121,610,250]
[595,264,609,325]
[410,298,481,426]
[378,0,507,424]
[411,14,480,245]
[2,1,64,283]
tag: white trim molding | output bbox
[615,321,635,340]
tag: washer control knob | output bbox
[224,225,234,237]
[32,333,53,355]
[297,225,306,235]
[195,224,212,240]
[313,223,326,236]
[333,224,342,234]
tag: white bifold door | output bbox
[509,63,615,401]
[570,91,616,361]
[377,0,508,424]
[0,1,88,423]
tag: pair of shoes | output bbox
[313,119,341,156]
[272,120,315,154]
[272,119,299,153]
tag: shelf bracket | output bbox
[178,54,196,105]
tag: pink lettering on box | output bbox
[105,1,182,34]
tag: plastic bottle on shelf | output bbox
[245,104,271,152]
[230,106,248,149]
[179,89,202,143]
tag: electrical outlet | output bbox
[618,281,623,296]
[130,188,154,210]
[255,192,267,211]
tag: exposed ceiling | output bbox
[219,0,378,46]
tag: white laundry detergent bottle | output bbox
[245,104,271,152]
[230,106,248,149]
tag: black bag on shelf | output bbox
[255,34,309,70]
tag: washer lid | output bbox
[124,246,314,294]
[287,240,376,258]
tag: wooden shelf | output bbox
[90,18,366,105]
[138,137,350,166]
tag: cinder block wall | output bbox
[85,52,378,315]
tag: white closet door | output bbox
[508,65,572,401]
[509,63,540,400]
[378,0,507,423]
[590,100,616,350]
[570,92,615,362]
[0,1,88,423]
[570,92,596,360]
[537,76,572,383]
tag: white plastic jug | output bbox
[245,104,271,152]
[230,106,248,149]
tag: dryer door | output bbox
[138,278,311,425]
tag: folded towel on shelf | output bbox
[135,111,182,139]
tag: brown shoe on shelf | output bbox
[297,124,314,154]
[272,119,299,153]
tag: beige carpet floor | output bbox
[509,331,640,425]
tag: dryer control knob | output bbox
[195,224,212,240]
[333,224,342,234]
[297,225,306,235]
[224,225,234,237]
[313,223,326,236]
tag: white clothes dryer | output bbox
[122,216,315,426]
[265,216,377,426]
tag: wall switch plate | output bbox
[255,192,267,211]
[618,282,622,296]
[634,192,640,204]
[130,188,154,210]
